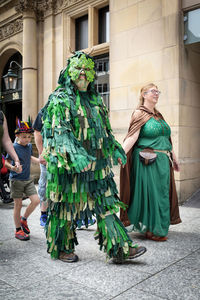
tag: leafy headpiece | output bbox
[58,51,96,89]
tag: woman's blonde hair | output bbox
[138,83,158,106]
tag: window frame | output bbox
[63,0,109,59]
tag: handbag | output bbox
[139,149,157,165]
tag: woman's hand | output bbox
[171,150,180,172]
[173,159,180,172]
[117,157,126,168]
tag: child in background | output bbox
[5,120,40,241]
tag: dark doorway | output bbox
[4,101,22,142]
[1,52,22,142]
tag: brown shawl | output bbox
[120,105,181,226]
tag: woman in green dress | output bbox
[119,83,181,241]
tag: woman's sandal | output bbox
[146,232,168,242]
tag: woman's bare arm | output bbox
[122,129,140,154]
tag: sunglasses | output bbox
[145,89,161,95]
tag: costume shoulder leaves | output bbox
[41,88,95,173]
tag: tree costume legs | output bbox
[46,203,137,260]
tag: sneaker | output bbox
[76,218,96,229]
[20,217,30,234]
[113,246,147,264]
[59,252,79,263]
[15,229,30,241]
[40,214,47,227]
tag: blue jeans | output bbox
[38,163,47,205]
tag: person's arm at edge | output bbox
[5,158,21,173]
[2,114,21,169]
[34,130,46,165]
[31,155,40,164]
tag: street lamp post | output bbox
[3,61,22,90]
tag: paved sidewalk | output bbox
[0,190,200,300]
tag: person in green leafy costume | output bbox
[41,51,147,263]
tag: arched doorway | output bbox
[1,52,22,141]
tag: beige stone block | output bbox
[110,57,139,88]
[138,51,163,83]
[138,0,162,26]
[182,0,200,9]
[112,0,128,11]
[111,5,138,34]
[179,126,200,158]
[180,78,192,106]
[110,87,128,110]
[127,84,141,109]
[180,105,200,127]
[110,109,133,129]
[162,46,179,79]
[180,79,200,108]
[128,0,143,6]
[162,0,179,17]
[23,70,37,119]
[158,104,179,126]
[158,78,180,106]
[54,14,64,83]
[180,47,200,83]
[191,82,200,108]
[110,31,128,61]
[179,179,200,204]
[0,7,17,23]
[164,14,179,47]
[127,19,164,58]
[179,162,200,181]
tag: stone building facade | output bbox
[0,0,200,203]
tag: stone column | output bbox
[88,6,98,49]
[22,10,37,121]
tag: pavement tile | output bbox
[113,287,168,300]
[136,264,200,300]
[0,250,87,290]
[58,260,151,297]
[2,276,109,300]
[176,249,200,271]
[0,280,16,295]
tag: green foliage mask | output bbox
[68,53,95,83]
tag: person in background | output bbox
[0,110,22,176]
[33,110,48,227]
[120,83,181,241]
[5,120,40,240]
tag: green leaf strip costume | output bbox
[41,52,136,259]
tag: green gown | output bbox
[128,117,172,237]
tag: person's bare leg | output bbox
[13,198,22,228]
[41,201,48,213]
[23,194,40,219]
